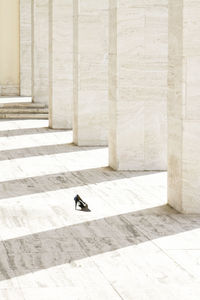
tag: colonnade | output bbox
[19,0,200,213]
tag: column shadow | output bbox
[0,204,199,281]
[0,168,158,200]
[0,127,66,138]
[0,144,104,161]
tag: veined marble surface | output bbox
[168,0,200,213]
[33,0,49,105]
[20,0,32,97]
[73,0,109,146]
[0,85,19,97]
[0,120,200,299]
[109,0,168,170]
[49,0,73,129]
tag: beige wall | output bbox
[0,0,20,95]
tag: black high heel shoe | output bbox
[74,195,90,212]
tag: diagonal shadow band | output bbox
[0,143,104,161]
[0,204,199,281]
[0,127,65,138]
[0,168,159,200]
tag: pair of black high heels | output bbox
[74,194,90,212]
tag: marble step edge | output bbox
[0,102,48,108]
[0,108,49,114]
[0,114,48,119]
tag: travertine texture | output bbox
[49,0,73,129]
[73,0,109,146]
[0,119,200,299]
[109,0,168,170]
[33,0,49,104]
[0,0,20,96]
[168,0,200,213]
[20,0,32,97]
[0,85,19,96]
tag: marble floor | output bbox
[0,119,199,300]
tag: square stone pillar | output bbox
[49,0,73,129]
[33,0,49,105]
[168,0,200,213]
[20,0,32,97]
[73,0,109,146]
[109,0,168,170]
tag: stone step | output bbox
[0,101,49,120]
[0,108,49,114]
[0,102,47,108]
[0,113,48,119]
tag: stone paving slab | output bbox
[0,120,199,300]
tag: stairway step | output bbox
[0,114,48,120]
[0,108,48,114]
[0,102,47,109]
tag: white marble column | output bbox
[20,0,32,97]
[109,0,168,170]
[32,0,49,104]
[168,0,200,213]
[73,0,109,146]
[49,0,73,129]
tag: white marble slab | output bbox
[0,120,199,299]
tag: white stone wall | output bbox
[73,0,109,146]
[109,0,168,170]
[0,0,20,96]
[0,85,19,96]
[168,0,200,213]
[20,0,32,97]
[33,0,49,104]
[49,0,73,129]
